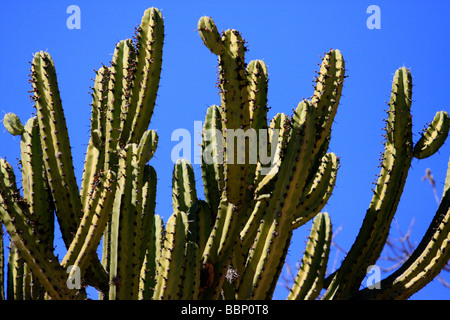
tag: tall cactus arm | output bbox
[253,113,292,196]
[236,100,318,300]
[7,242,24,300]
[0,159,76,300]
[138,214,163,300]
[61,170,116,275]
[19,116,54,299]
[199,198,240,299]
[172,158,198,214]
[311,50,345,143]
[287,212,332,300]
[246,59,269,189]
[356,157,450,300]
[219,28,252,206]
[139,165,157,263]
[20,116,54,249]
[239,113,292,257]
[104,40,136,173]
[413,111,450,159]
[152,210,189,300]
[32,51,109,294]
[323,67,414,300]
[178,241,201,300]
[80,66,110,209]
[198,16,251,207]
[195,199,214,257]
[247,60,269,132]
[236,50,344,300]
[30,51,82,247]
[292,153,339,229]
[201,105,224,218]
[121,8,164,144]
[108,145,144,300]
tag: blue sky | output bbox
[0,1,449,300]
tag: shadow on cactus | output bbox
[1,8,449,300]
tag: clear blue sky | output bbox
[0,1,449,300]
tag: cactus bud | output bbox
[3,113,24,136]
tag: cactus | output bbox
[1,9,449,301]
[3,113,24,136]
[0,7,163,300]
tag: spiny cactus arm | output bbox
[7,242,24,300]
[236,100,319,300]
[239,195,270,255]
[30,51,82,247]
[61,170,116,274]
[219,28,252,206]
[3,113,24,136]
[89,65,110,149]
[201,105,224,218]
[198,20,278,299]
[199,16,251,206]
[172,158,198,213]
[247,60,269,132]
[172,158,203,246]
[22,262,34,300]
[198,16,224,55]
[413,111,450,159]
[253,113,291,196]
[246,59,269,188]
[179,241,201,300]
[139,214,163,300]
[195,199,214,256]
[20,117,54,249]
[239,114,291,269]
[136,130,158,168]
[19,116,54,299]
[104,40,135,172]
[152,210,189,300]
[357,157,450,300]
[139,165,157,262]
[0,159,76,300]
[99,49,145,283]
[287,212,332,300]
[121,7,164,144]
[108,145,144,300]
[238,47,345,297]
[80,66,110,208]
[292,153,339,229]
[199,198,240,299]
[311,50,345,141]
[31,61,110,293]
[323,67,414,300]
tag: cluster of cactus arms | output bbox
[0,7,162,300]
[0,8,449,300]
